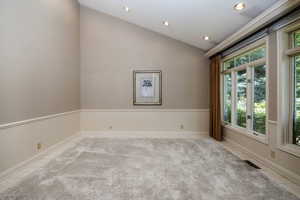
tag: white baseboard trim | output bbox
[81,131,209,139]
[0,132,82,193]
[224,137,300,186]
[81,109,209,113]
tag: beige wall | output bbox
[80,110,209,132]
[0,0,80,124]
[268,32,277,121]
[0,112,80,173]
[80,6,210,109]
[224,32,300,180]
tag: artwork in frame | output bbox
[133,70,162,105]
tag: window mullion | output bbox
[231,71,237,125]
[290,56,296,144]
[246,66,253,132]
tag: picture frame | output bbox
[133,70,162,105]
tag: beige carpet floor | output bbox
[0,137,299,200]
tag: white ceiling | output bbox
[78,0,281,51]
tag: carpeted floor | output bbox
[0,137,299,200]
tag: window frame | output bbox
[277,20,300,157]
[220,38,269,144]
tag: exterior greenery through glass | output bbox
[222,45,266,135]
[293,30,300,146]
[236,70,247,128]
[253,65,266,134]
[224,74,232,123]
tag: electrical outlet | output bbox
[270,151,276,159]
[37,143,42,150]
[180,124,184,130]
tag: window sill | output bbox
[223,123,268,145]
[278,144,300,158]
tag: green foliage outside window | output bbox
[223,46,267,135]
[237,70,247,128]
[250,47,265,62]
[294,116,300,146]
[237,108,247,129]
[253,65,266,134]
[223,46,266,71]
[224,59,234,70]
[253,101,266,134]
[294,55,300,146]
[224,74,232,123]
[294,31,300,47]
[235,54,249,67]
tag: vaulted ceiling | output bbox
[78,0,281,51]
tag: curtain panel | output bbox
[210,55,223,141]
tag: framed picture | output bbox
[133,70,162,105]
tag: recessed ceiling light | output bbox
[124,6,130,12]
[203,36,210,41]
[163,21,169,26]
[234,2,246,11]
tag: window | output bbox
[221,42,267,141]
[291,30,300,146]
[223,73,232,123]
[253,64,267,134]
[277,22,300,157]
[236,69,247,128]
[293,55,300,146]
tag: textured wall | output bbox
[80,6,210,109]
[0,0,80,124]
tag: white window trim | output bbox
[277,21,300,158]
[221,37,269,145]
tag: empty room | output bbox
[1,0,300,199]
